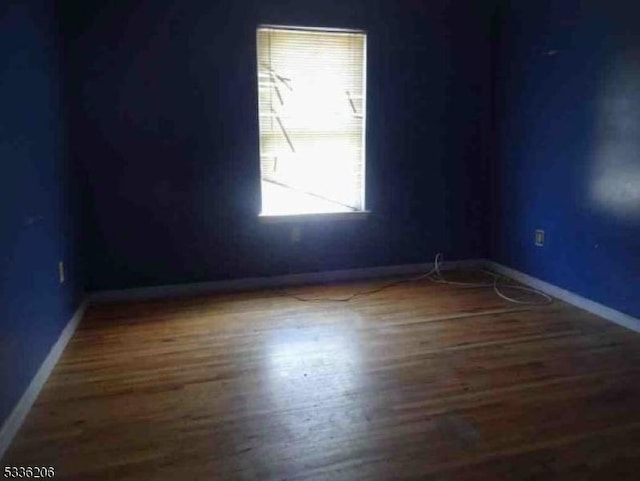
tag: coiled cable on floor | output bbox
[285,253,553,305]
[431,253,553,306]
[284,266,438,302]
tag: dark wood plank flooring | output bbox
[4,272,640,480]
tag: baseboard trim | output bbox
[487,261,640,333]
[0,300,88,460]
[90,259,485,303]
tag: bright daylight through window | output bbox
[257,26,367,216]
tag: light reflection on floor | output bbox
[262,324,365,466]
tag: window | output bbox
[256,26,367,218]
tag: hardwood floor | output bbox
[4,272,640,480]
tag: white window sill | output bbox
[258,210,370,224]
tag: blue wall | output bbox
[0,1,83,426]
[493,0,640,318]
[61,0,495,291]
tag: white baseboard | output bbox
[487,261,640,333]
[0,300,88,460]
[90,259,485,303]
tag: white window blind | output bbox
[256,26,367,214]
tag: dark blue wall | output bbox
[0,1,83,426]
[493,0,640,318]
[61,0,495,291]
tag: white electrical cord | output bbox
[431,253,553,306]
[492,276,553,305]
[286,252,553,305]
[284,266,438,302]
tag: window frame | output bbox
[255,24,369,223]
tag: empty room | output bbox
[1,0,639,479]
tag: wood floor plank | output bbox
[3,273,640,479]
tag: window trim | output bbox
[258,210,371,224]
[259,24,366,35]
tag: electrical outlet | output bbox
[535,229,545,247]
[291,226,302,243]
[58,261,65,284]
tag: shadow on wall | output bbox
[590,48,640,222]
